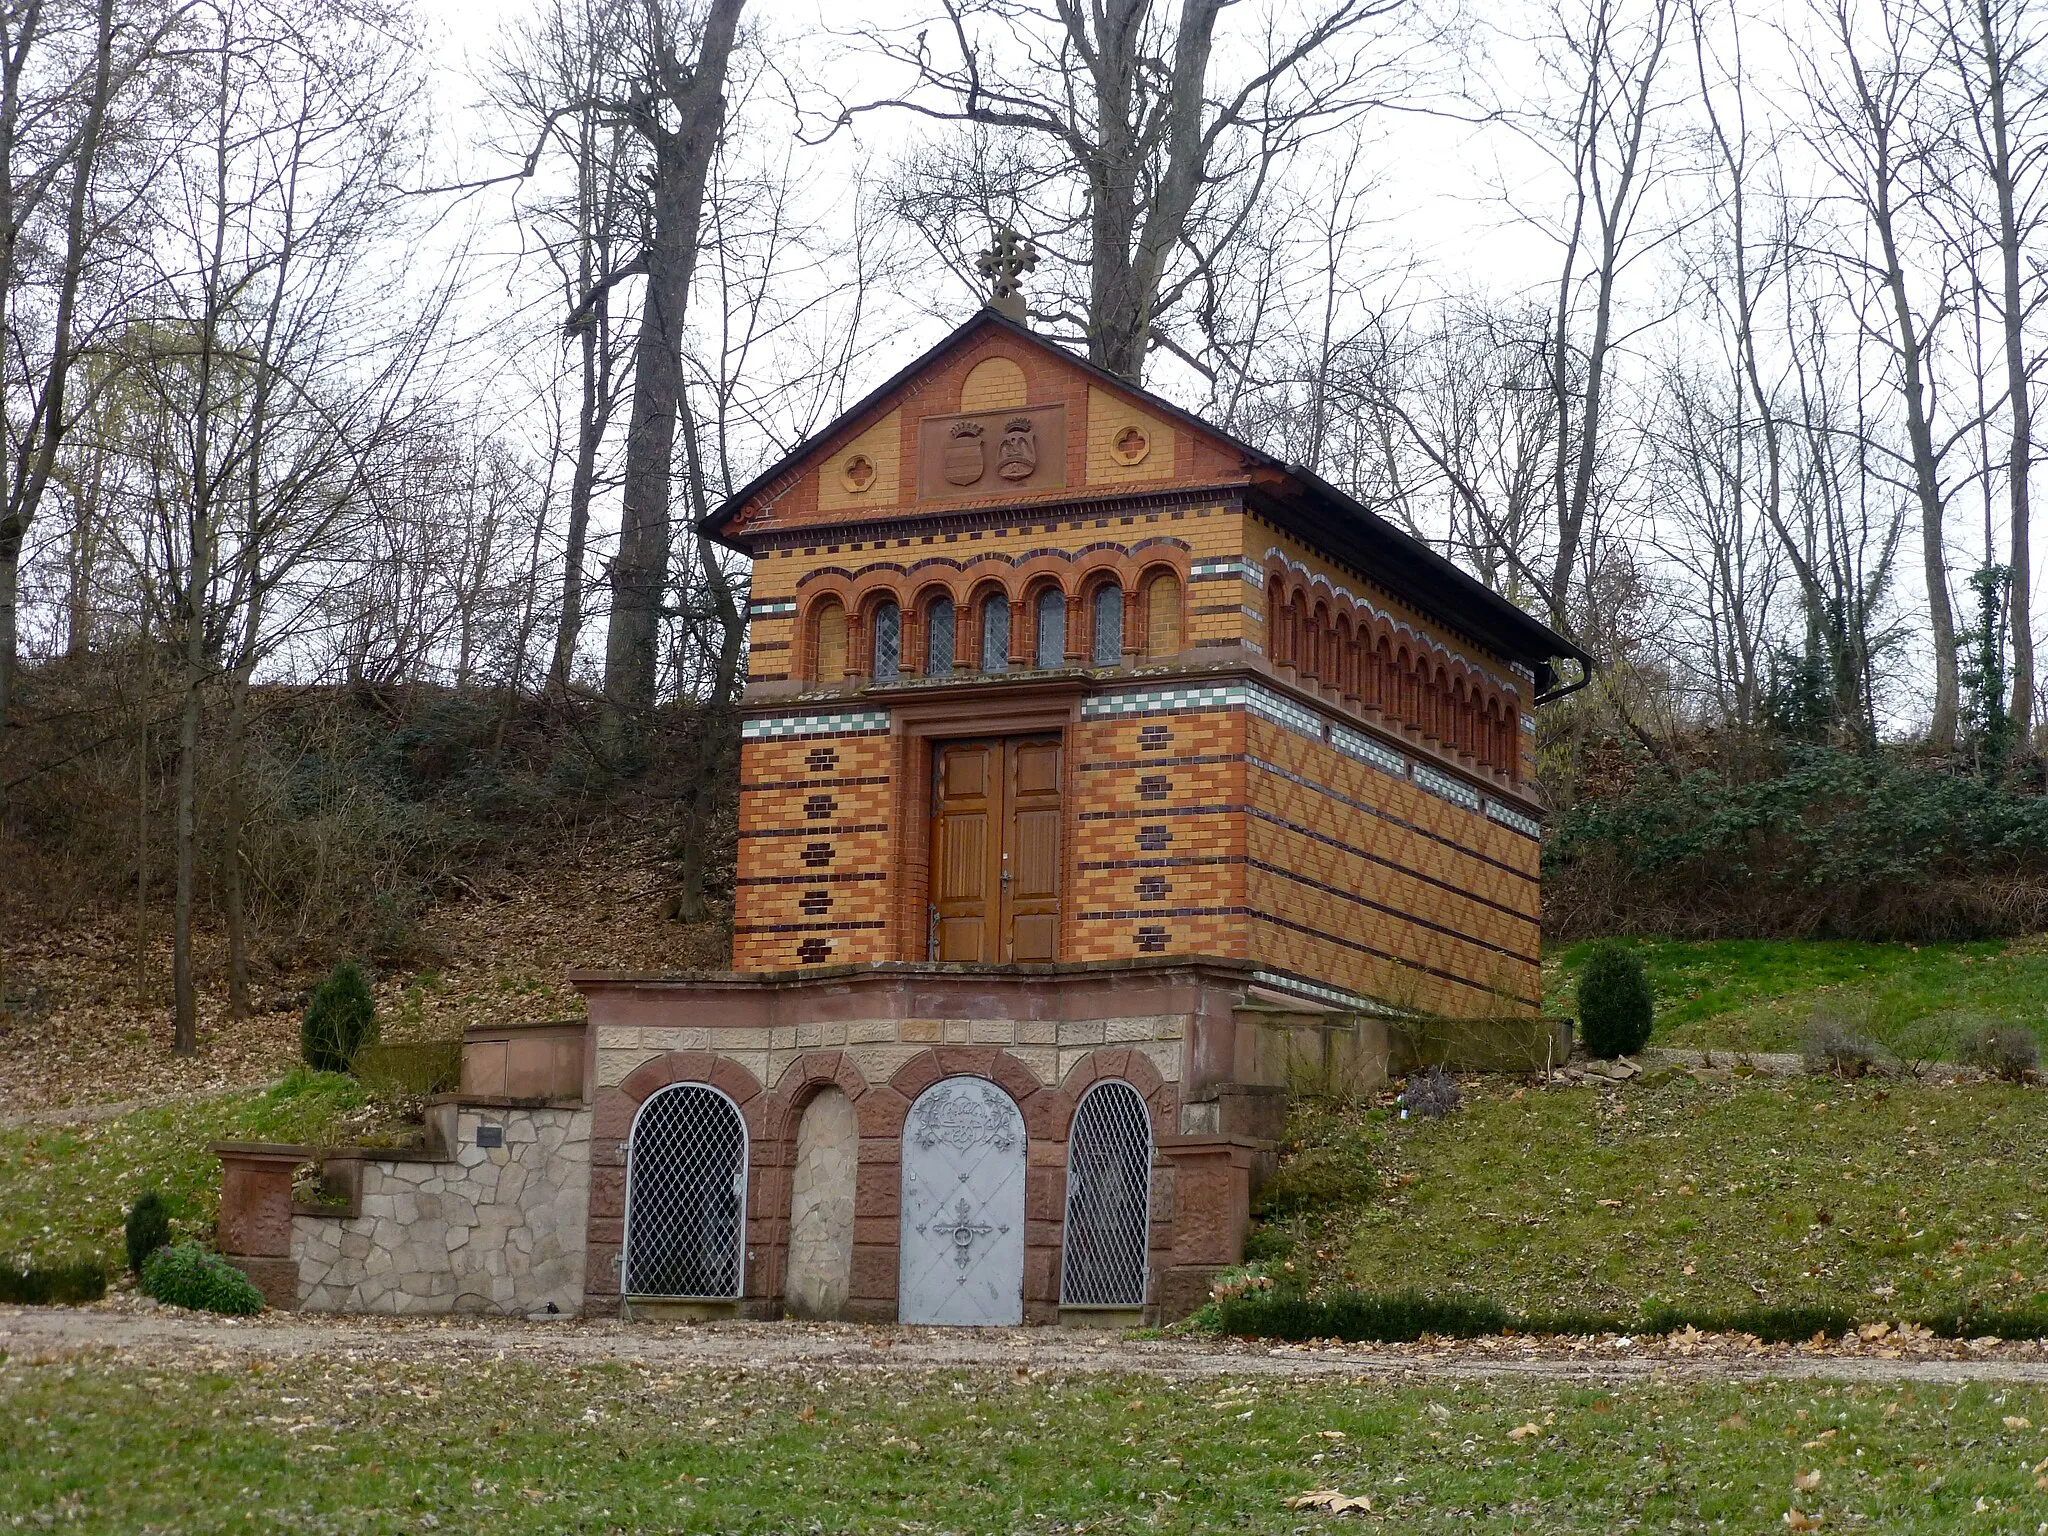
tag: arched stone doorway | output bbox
[898,1075,1025,1325]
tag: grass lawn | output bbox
[1542,935,2048,1057]
[0,1070,373,1270]
[1260,1074,2048,1319]
[9,1352,2048,1533]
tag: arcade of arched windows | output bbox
[1264,573,1522,784]
[797,557,1186,688]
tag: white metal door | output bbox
[899,1076,1026,1325]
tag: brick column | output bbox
[1156,1133,1271,1321]
[210,1142,311,1310]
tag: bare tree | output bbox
[133,0,435,1048]
[500,0,643,698]
[1932,0,2046,744]
[839,0,1412,383]
[586,0,744,754]
[1797,0,1970,749]
[1506,0,1682,635]
[0,0,182,724]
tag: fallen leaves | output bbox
[1783,1509,1824,1530]
[1507,1422,1542,1442]
[1285,1489,1374,1515]
[1794,1470,1823,1491]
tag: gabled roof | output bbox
[703,307,1591,697]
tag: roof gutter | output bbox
[1535,651,1595,706]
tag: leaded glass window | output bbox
[926,597,955,675]
[1035,587,1066,669]
[981,595,1010,673]
[1092,585,1123,666]
[872,601,901,681]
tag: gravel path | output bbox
[11,1303,2048,1386]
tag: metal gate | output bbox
[624,1082,747,1298]
[899,1076,1026,1325]
[1059,1079,1152,1307]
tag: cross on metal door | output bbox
[899,1076,1026,1325]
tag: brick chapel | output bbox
[560,255,1588,1327]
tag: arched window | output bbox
[872,600,901,681]
[1060,1079,1153,1308]
[812,599,846,684]
[1035,586,1066,668]
[624,1083,747,1299]
[925,596,955,675]
[1145,572,1181,658]
[980,593,1010,673]
[1091,583,1124,666]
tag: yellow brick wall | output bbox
[959,357,1028,412]
[1066,710,1251,966]
[732,731,897,972]
[1239,717,1540,1015]
[1084,386,1176,486]
[815,408,904,516]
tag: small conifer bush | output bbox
[124,1191,173,1274]
[139,1242,264,1315]
[301,960,377,1073]
[1577,942,1654,1058]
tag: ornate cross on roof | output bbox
[976,226,1037,323]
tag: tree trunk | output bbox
[171,654,204,1057]
[599,0,745,755]
[222,661,253,1018]
[1973,0,2035,744]
[551,314,601,694]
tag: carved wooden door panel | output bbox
[929,735,1063,963]
[899,1076,1026,1325]
[1003,737,1062,962]
[931,742,1000,962]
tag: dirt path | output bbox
[10,1304,2048,1386]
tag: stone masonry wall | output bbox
[293,1106,590,1315]
[592,1014,1183,1106]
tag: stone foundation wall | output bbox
[592,1012,1184,1108]
[293,1106,590,1315]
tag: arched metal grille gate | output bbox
[624,1083,747,1298]
[1059,1080,1153,1307]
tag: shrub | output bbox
[1866,1010,1962,1079]
[349,1039,460,1096]
[1918,1304,2048,1340]
[1253,1135,1377,1217]
[1217,1289,1509,1343]
[1401,1067,1461,1120]
[0,1260,106,1304]
[124,1191,173,1274]
[1640,1302,1853,1344]
[1801,1014,1878,1079]
[139,1242,264,1315]
[301,960,377,1073]
[1240,1226,1296,1266]
[1577,942,1654,1058]
[1962,1024,2039,1083]
[1544,745,2048,942]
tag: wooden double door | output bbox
[929,735,1063,963]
